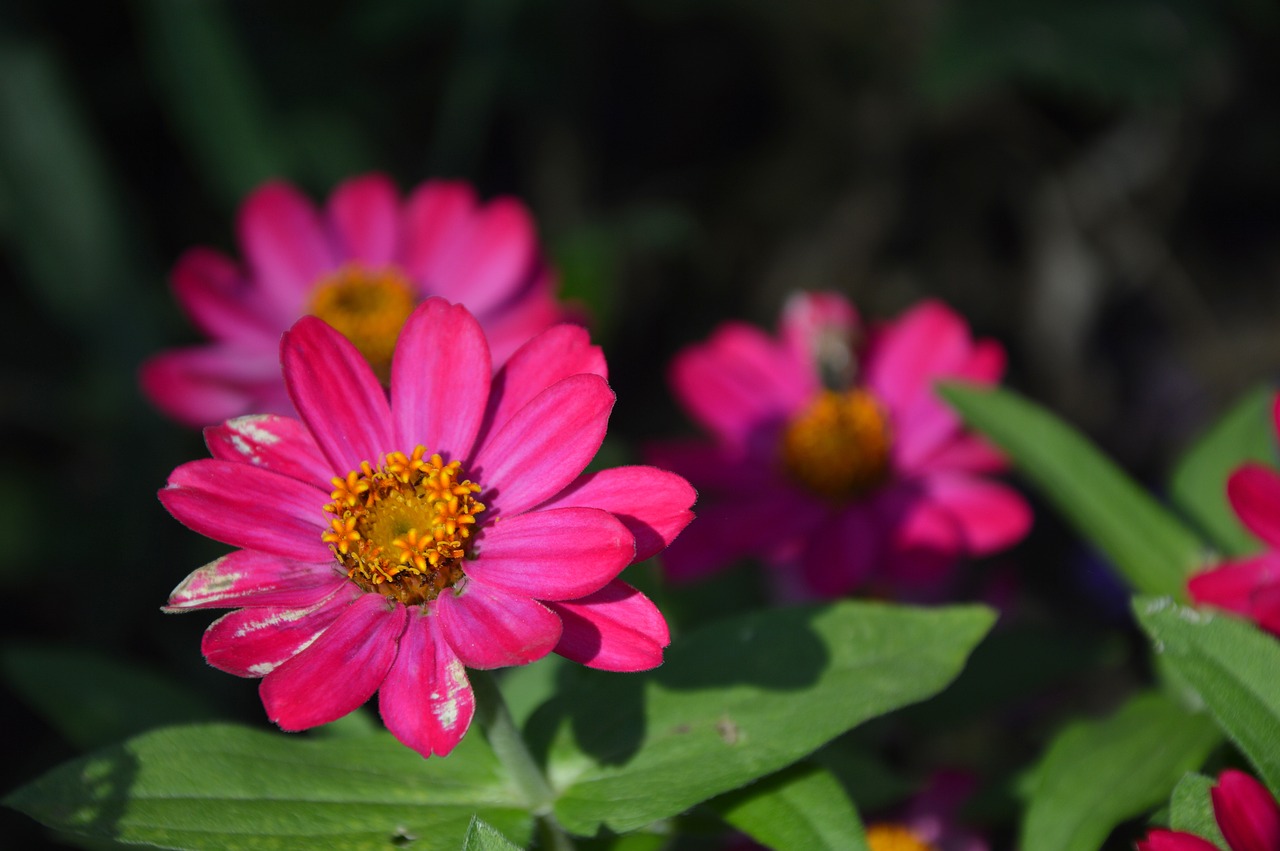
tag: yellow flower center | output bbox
[779,388,892,501]
[308,264,417,383]
[865,823,938,851]
[322,447,486,606]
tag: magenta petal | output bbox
[916,434,1007,474]
[140,344,290,427]
[478,279,571,366]
[282,315,394,474]
[205,415,332,484]
[161,460,330,561]
[326,174,400,266]
[436,579,561,669]
[422,198,537,315]
[1135,830,1220,851]
[261,593,408,731]
[166,550,344,611]
[472,373,614,516]
[237,181,336,315]
[401,181,477,288]
[201,584,358,676]
[1188,553,1280,616]
[1213,770,1280,851]
[171,247,279,342]
[390,298,492,459]
[546,580,669,671]
[469,507,633,600]
[379,609,475,758]
[880,487,966,595]
[919,473,1031,555]
[800,504,884,598]
[1228,464,1280,549]
[865,300,970,414]
[535,466,696,562]
[661,489,816,583]
[481,324,606,445]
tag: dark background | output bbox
[2,1,1279,847]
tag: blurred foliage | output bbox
[1,0,1279,847]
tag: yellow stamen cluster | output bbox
[308,264,417,383]
[865,823,939,851]
[779,388,892,501]
[322,447,485,605]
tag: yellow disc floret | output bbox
[865,823,939,851]
[322,446,485,606]
[308,264,417,383]
[779,388,892,501]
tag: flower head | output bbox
[649,292,1030,599]
[161,298,694,758]
[142,175,572,426]
[1187,393,1280,636]
[1136,769,1280,850]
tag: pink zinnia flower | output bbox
[649,292,1030,599]
[1187,394,1280,636]
[160,297,694,758]
[1136,769,1280,850]
[142,174,570,426]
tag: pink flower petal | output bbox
[480,323,606,447]
[1228,464,1280,549]
[326,174,400,266]
[205,414,332,484]
[800,504,884,598]
[1213,769,1280,851]
[477,273,572,365]
[662,490,821,583]
[1188,553,1280,617]
[171,247,279,342]
[535,466,696,562]
[140,344,290,427]
[161,460,330,561]
[670,322,815,449]
[919,472,1031,556]
[236,181,336,317]
[282,315,394,475]
[261,593,408,731]
[436,578,561,669]
[401,181,478,289]
[915,434,1007,474]
[546,579,669,671]
[879,486,966,597]
[378,609,475,758]
[865,300,970,415]
[644,439,773,493]
[468,507,634,600]
[201,583,358,677]
[1135,830,1219,851]
[471,373,614,517]
[390,298,492,459]
[165,550,344,611]
[419,197,538,316]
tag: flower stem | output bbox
[470,668,558,814]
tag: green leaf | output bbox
[1170,384,1275,557]
[711,763,869,851]
[1169,772,1228,849]
[0,644,218,750]
[536,601,996,835]
[4,723,532,850]
[1019,691,1221,851]
[462,816,523,850]
[1136,597,1280,794]
[940,383,1208,596]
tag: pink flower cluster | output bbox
[649,292,1031,599]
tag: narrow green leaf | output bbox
[1136,597,1280,794]
[462,816,523,850]
[1169,772,1228,850]
[712,763,869,851]
[1019,690,1220,851]
[1,644,217,750]
[537,601,996,835]
[4,723,532,850]
[1170,385,1275,557]
[940,383,1208,596]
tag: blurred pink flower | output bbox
[161,298,694,758]
[1188,394,1280,635]
[649,292,1030,600]
[142,175,571,426]
[1137,769,1280,851]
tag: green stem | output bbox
[470,669,558,814]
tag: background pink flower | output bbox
[1137,769,1280,850]
[141,174,572,426]
[160,297,694,758]
[1188,394,1280,635]
[649,291,1030,600]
